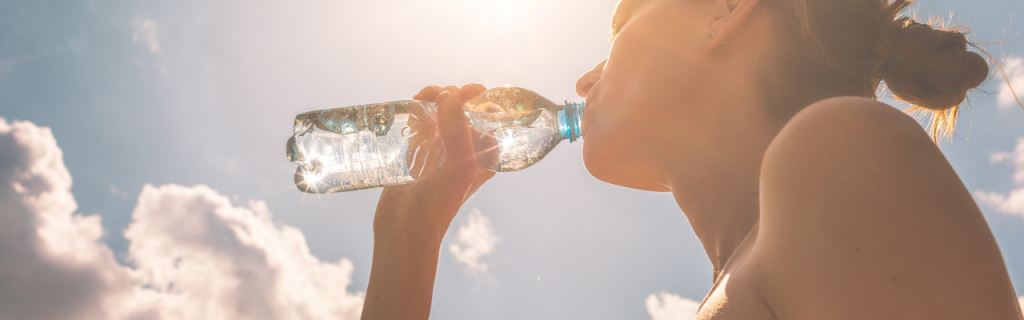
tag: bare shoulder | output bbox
[753,97,1022,319]
[762,97,957,207]
[761,97,946,192]
[772,96,929,154]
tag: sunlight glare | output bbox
[478,0,532,33]
[500,134,517,151]
[496,0,513,30]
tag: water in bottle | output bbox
[285,86,585,194]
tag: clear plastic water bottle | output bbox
[286,86,585,194]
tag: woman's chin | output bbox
[581,140,670,192]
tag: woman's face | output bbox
[576,0,723,191]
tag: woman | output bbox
[360,0,1023,318]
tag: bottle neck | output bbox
[558,101,586,142]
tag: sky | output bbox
[1,0,1023,319]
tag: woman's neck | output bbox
[663,102,782,281]
[656,46,784,280]
[668,155,762,281]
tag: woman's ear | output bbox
[707,0,762,50]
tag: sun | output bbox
[477,0,535,33]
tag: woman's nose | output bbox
[575,60,606,98]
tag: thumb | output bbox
[432,94,477,194]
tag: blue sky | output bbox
[1,0,1023,319]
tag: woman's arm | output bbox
[360,84,495,320]
[758,97,1023,319]
[360,225,443,319]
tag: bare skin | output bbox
[360,0,1023,319]
[360,84,494,320]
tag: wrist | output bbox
[373,219,445,250]
[374,207,454,245]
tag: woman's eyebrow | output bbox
[609,0,640,42]
[610,7,627,41]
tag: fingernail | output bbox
[436,99,450,118]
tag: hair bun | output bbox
[878,21,989,111]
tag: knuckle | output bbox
[461,83,486,100]
[420,85,439,94]
[418,85,442,100]
[435,90,453,103]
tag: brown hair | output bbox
[759,0,990,141]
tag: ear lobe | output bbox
[707,0,762,50]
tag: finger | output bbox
[460,83,487,101]
[416,85,444,101]
[433,96,476,191]
[464,132,496,201]
[436,86,462,104]
[471,129,499,169]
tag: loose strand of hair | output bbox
[905,104,957,143]
[795,0,832,69]
[905,40,1018,144]
[970,43,1024,112]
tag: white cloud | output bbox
[123,184,364,320]
[992,151,1014,164]
[645,291,700,320]
[976,189,1024,219]
[448,208,499,273]
[0,117,134,320]
[110,186,129,200]
[991,137,1024,183]
[0,118,363,320]
[998,56,1024,109]
[132,17,161,53]
[976,137,1024,219]
[1019,296,1024,315]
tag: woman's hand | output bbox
[374,83,495,241]
[361,83,495,320]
